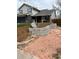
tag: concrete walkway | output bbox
[17,49,39,59]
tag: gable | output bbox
[18,3,40,16]
[18,3,40,12]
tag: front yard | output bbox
[17,23,31,42]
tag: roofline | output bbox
[18,3,40,12]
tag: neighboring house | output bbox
[51,8,61,26]
[17,3,40,23]
[51,8,61,19]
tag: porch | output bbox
[32,15,51,23]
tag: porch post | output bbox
[36,17,37,24]
[50,16,52,23]
[50,18,51,23]
[41,16,43,23]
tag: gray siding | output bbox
[19,5,32,15]
[31,9,38,16]
[19,5,39,16]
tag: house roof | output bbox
[18,3,40,12]
[34,9,54,16]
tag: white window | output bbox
[27,8,32,13]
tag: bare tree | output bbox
[51,0,61,19]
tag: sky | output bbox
[17,0,56,10]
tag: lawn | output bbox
[17,23,32,28]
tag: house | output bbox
[33,9,61,26]
[33,9,55,23]
[17,3,40,23]
[32,9,52,23]
[17,3,61,26]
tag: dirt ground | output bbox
[17,26,30,42]
[22,28,61,59]
[37,23,50,28]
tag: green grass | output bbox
[17,23,32,28]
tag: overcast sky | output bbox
[17,0,56,10]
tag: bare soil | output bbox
[23,28,61,59]
[37,23,50,28]
[17,26,30,42]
